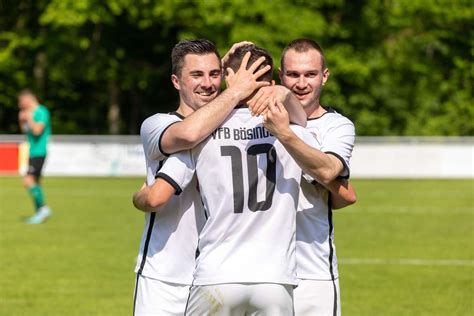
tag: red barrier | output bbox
[0,143,19,174]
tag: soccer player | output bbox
[133,39,270,315]
[262,38,357,316]
[133,44,320,315]
[17,90,52,224]
[133,39,303,315]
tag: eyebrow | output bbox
[189,68,221,75]
[285,69,319,74]
[189,70,204,75]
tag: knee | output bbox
[23,175,35,188]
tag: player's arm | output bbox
[18,110,28,133]
[248,85,307,127]
[263,101,344,185]
[132,179,177,213]
[26,111,45,136]
[133,151,195,212]
[160,52,271,155]
[325,179,357,209]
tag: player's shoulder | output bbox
[140,112,183,134]
[289,124,320,149]
[289,124,307,135]
[38,104,50,115]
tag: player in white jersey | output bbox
[133,44,320,315]
[133,39,276,316]
[260,38,357,316]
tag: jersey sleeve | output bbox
[34,107,50,125]
[320,117,355,178]
[156,151,196,195]
[140,114,181,161]
[289,125,320,183]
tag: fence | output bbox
[0,135,472,178]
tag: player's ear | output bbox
[171,74,181,90]
[322,68,330,86]
[271,80,275,86]
[278,67,283,81]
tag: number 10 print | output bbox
[220,144,277,213]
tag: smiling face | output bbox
[171,53,222,112]
[279,48,329,112]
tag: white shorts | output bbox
[185,283,293,315]
[294,278,341,316]
[133,274,190,316]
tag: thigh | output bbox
[294,279,341,316]
[185,284,248,316]
[27,156,45,181]
[133,274,190,316]
[247,284,293,316]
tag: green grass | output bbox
[0,177,472,315]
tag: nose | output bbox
[201,75,212,89]
[296,75,306,89]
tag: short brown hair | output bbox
[281,38,326,70]
[18,89,37,98]
[224,44,273,82]
[171,39,221,76]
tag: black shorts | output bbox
[27,156,46,180]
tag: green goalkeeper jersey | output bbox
[27,104,51,157]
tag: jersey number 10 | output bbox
[220,144,277,213]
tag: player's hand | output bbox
[263,100,291,138]
[18,110,29,122]
[221,41,254,68]
[249,85,294,117]
[225,52,271,101]
[248,86,277,116]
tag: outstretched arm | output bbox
[132,178,177,213]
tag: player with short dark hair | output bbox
[18,89,52,224]
[133,44,330,314]
[263,38,357,316]
[132,39,274,316]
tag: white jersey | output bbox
[296,108,355,280]
[135,112,206,284]
[158,107,319,286]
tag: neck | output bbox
[306,101,326,119]
[176,102,195,118]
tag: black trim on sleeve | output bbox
[169,111,185,120]
[156,172,182,195]
[158,121,181,157]
[325,151,350,179]
[154,160,164,179]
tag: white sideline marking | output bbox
[340,206,473,214]
[339,258,474,267]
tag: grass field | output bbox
[0,177,472,315]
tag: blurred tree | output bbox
[0,0,471,135]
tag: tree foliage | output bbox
[0,0,472,135]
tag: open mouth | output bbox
[196,91,217,98]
